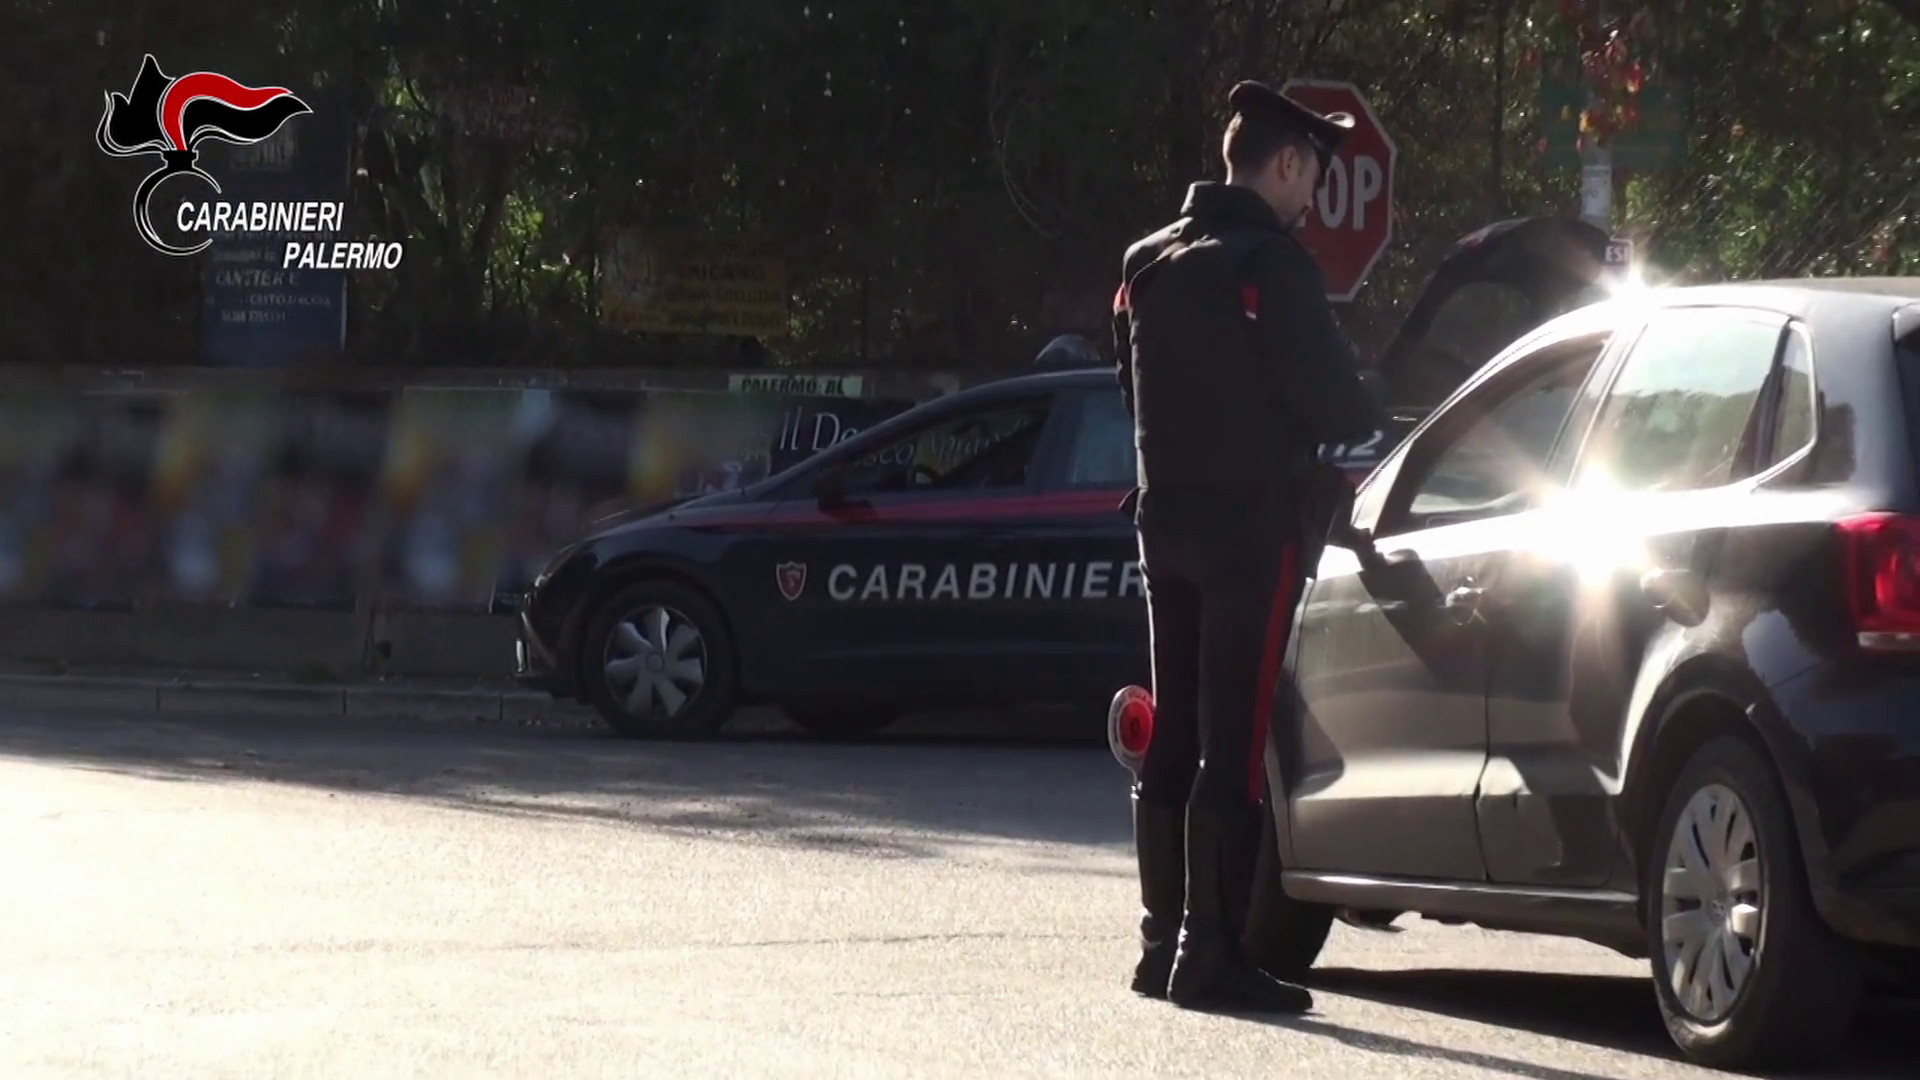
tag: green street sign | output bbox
[1538,54,1686,172]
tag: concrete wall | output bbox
[1,364,994,681]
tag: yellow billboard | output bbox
[600,230,789,338]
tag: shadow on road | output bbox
[0,706,1134,863]
[1306,966,1919,1077]
[1292,1016,1640,1080]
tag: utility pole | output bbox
[1578,0,1613,232]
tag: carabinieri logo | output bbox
[95,55,312,257]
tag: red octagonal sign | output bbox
[1281,80,1397,302]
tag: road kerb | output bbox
[1,675,161,715]
[344,686,504,723]
[158,683,347,717]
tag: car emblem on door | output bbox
[776,561,807,601]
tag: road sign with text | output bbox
[1280,80,1397,302]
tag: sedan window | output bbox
[1574,310,1784,494]
[1382,336,1605,534]
[1396,352,1600,531]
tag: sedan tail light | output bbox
[1836,513,1920,651]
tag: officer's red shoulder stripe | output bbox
[667,489,1134,529]
[1113,282,1129,315]
[1242,286,1260,320]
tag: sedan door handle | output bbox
[1442,580,1487,625]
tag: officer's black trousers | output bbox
[1134,488,1304,812]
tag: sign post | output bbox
[196,88,351,367]
[1280,80,1397,302]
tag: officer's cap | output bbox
[1227,80,1354,174]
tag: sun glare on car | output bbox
[1606,265,1652,298]
[1535,469,1653,588]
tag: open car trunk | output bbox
[1335,217,1617,479]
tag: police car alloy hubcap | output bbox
[603,606,706,717]
[1659,783,1764,1024]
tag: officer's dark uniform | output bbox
[1111,81,1383,1012]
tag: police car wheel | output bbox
[1644,736,1860,1071]
[783,703,900,741]
[1242,785,1334,980]
[582,580,738,740]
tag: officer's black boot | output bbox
[1129,789,1186,998]
[1166,803,1314,1014]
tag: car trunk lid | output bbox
[1333,216,1617,480]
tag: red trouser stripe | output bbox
[1249,543,1300,804]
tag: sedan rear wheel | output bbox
[1658,783,1763,1024]
[1645,735,1860,1070]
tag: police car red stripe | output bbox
[669,489,1134,529]
[667,480,1383,530]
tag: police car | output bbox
[514,217,1618,739]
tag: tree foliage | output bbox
[3,0,1916,370]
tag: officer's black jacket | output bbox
[1113,182,1382,511]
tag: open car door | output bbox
[1278,217,1621,881]
[1332,217,1617,483]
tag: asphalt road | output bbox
[0,706,1913,1080]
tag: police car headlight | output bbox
[532,543,579,589]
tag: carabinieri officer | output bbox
[1111,79,1383,1013]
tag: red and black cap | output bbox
[1227,80,1355,174]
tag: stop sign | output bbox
[1280,80,1397,302]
